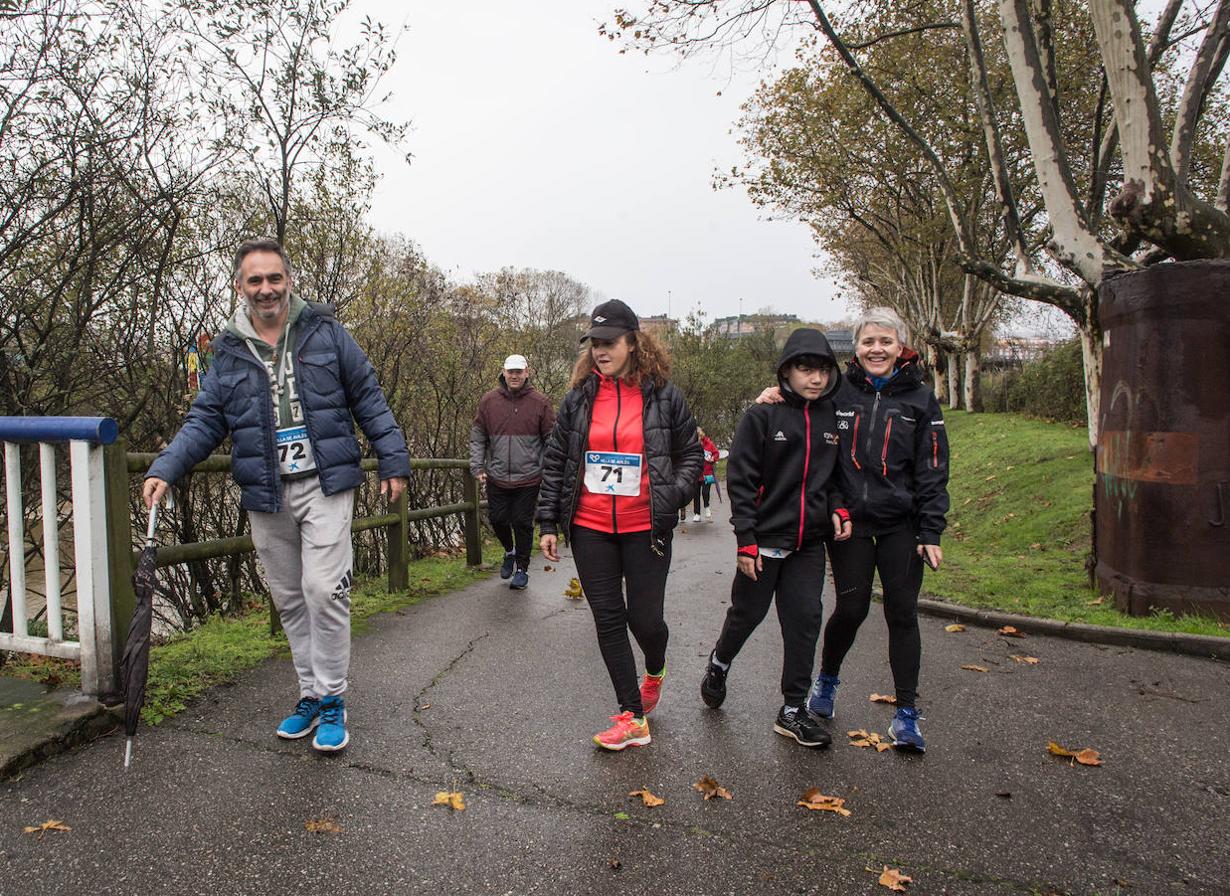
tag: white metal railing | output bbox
[1,417,118,697]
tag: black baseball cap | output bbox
[580,299,640,342]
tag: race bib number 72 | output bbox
[583,451,643,497]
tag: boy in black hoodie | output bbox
[699,329,852,747]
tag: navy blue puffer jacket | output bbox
[146,303,410,512]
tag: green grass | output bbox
[1,548,492,722]
[932,410,1228,638]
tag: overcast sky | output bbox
[360,0,848,325]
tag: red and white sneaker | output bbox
[640,670,665,715]
[593,712,651,751]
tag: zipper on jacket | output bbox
[881,417,893,477]
[611,379,622,534]
[798,402,811,550]
[931,430,939,468]
[850,414,862,471]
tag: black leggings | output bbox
[487,483,539,568]
[692,481,712,514]
[713,540,825,704]
[570,525,672,716]
[821,529,924,707]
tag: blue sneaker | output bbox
[509,568,529,590]
[312,696,349,752]
[499,551,516,579]
[889,706,926,752]
[807,673,840,719]
[276,696,320,739]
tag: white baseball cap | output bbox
[503,354,528,370]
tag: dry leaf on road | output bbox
[563,578,584,599]
[1010,655,1040,665]
[1048,742,1103,766]
[869,693,897,704]
[629,788,665,807]
[543,565,555,572]
[305,817,342,834]
[944,623,966,633]
[432,791,466,811]
[797,788,851,816]
[693,775,733,800]
[22,820,70,839]
[877,865,913,891]
[997,625,1026,638]
[847,729,892,752]
[960,664,989,673]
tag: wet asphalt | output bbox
[1,501,1228,896]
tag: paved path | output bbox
[2,503,1228,895]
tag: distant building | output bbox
[640,314,678,337]
[713,313,800,340]
[826,329,854,357]
[986,336,1062,368]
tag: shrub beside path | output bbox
[1,502,1227,895]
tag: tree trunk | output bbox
[963,347,983,412]
[927,344,948,403]
[1078,291,1103,449]
[947,353,962,410]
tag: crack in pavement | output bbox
[408,632,491,783]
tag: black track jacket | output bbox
[727,329,845,553]
[834,350,950,544]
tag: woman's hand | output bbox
[755,386,784,405]
[917,543,942,570]
[737,554,762,581]
[540,534,560,563]
[831,512,852,541]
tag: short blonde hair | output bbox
[854,307,908,345]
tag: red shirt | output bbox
[573,374,652,534]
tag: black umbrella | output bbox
[121,504,158,768]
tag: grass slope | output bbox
[933,410,1227,638]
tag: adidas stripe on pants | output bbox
[250,476,355,699]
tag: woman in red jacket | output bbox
[690,428,720,522]
[538,299,702,750]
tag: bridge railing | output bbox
[2,416,483,699]
[0,417,119,697]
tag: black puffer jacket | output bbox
[727,328,845,552]
[537,373,702,550]
[834,349,949,544]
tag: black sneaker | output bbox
[700,652,727,708]
[773,705,831,748]
[499,551,516,579]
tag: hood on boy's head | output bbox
[775,328,840,400]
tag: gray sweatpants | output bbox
[250,476,355,699]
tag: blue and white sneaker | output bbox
[807,673,840,719]
[499,551,516,579]
[509,568,529,590]
[276,696,320,739]
[889,706,926,753]
[312,696,349,752]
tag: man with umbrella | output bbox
[143,237,410,753]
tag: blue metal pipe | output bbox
[0,416,119,445]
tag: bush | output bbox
[983,339,1087,425]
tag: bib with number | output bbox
[583,451,643,497]
[277,425,317,477]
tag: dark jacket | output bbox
[834,349,949,544]
[536,372,702,549]
[146,302,411,512]
[727,328,845,552]
[469,377,555,488]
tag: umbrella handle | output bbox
[146,503,159,547]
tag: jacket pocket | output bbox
[297,351,342,403]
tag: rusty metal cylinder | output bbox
[1096,260,1230,620]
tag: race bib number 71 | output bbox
[583,451,643,497]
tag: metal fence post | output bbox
[462,469,482,567]
[387,488,409,593]
[103,438,134,700]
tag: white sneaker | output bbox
[705,508,712,520]
[692,513,701,523]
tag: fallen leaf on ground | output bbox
[797,788,851,816]
[543,565,555,572]
[1088,596,1105,606]
[608,856,621,871]
[846,729,892,752]
[693,775,733,800]
[944,623,966,633]
[1048,741,1103,766]
[877,865,913,891]
[997,625,1025,638]
[628,788,665,807]
[869,693,897,704]
[22,820,70,838]
[304,817,342,833]
[960,664,989,673]
[432,791,466,811]
[416,703,432,711]
[1010,655,1040,665]
[563,577,584,599]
